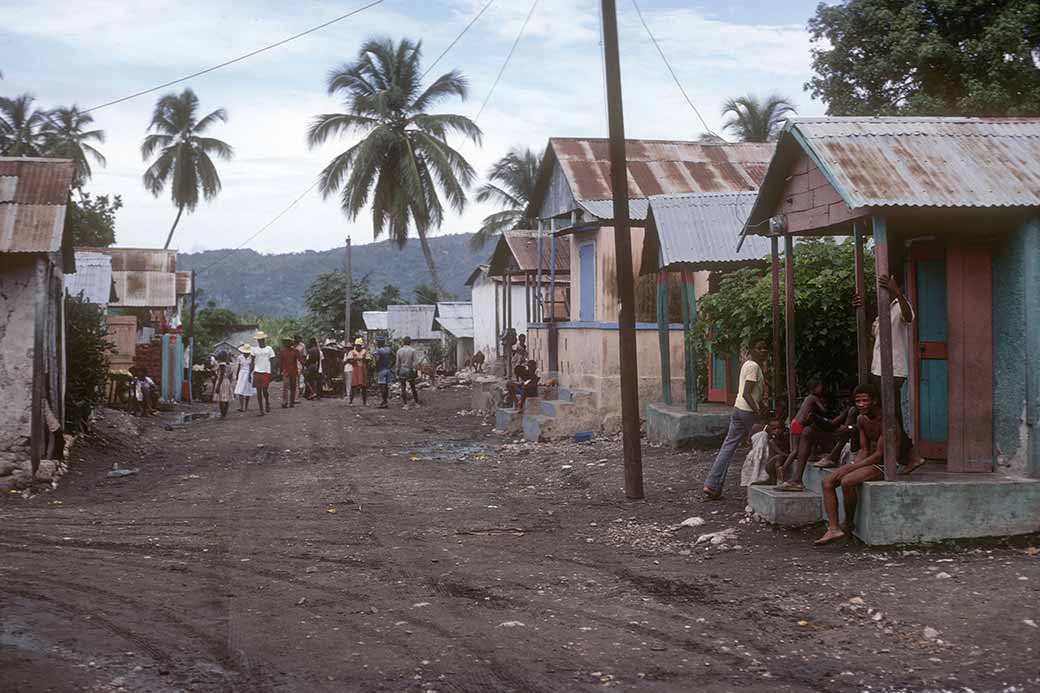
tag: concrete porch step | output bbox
[747,485,823,527]
[522,414,555,442]
[559,387,594,405]
[494,397,542,434]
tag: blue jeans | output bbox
[704,409,757,493]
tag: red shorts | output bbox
[790,419,805,435]
[253,372,271,388]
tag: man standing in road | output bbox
[395,336,421,408]
[373,336,394,409]
[702,336,770,500]
[251,331,275,415]
[280,336,301,408]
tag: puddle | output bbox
[407,441,491,463]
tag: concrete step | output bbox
[495,407,522,434]
[559,387,594,405]
[522,414,556,442]
[540,399,575,418]
[747,485,823,527]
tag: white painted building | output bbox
[466,264,530,364]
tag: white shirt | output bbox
[734,360,764,412]
[871,299,915,379]
[252,345,275,374]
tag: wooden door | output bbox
[907,244,948,459]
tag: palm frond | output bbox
[195,136,233,160]
[470,210,522,250]
[306,113,379,147]
[410,70,468,113]
[474,182,521,208]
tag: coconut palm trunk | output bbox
[164,205,185,249]
[415,230,445,299]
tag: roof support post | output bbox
[784,234,797,445]
[657,272,672,405]
[873,215,899,481]
[30,257,47,475]
[601,0,643,499]
[504,272,513,377]
[494,280,501,360]
[681,268,698,412]
[770,236,781,413]
[853,223,870,385]
[1022,218,1040,479]
[537,223,545,323]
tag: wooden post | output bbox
[853,223,869,385]
[31,257,46,474]
[524,273,531,324]
[784,235,797,436]
[873,215,899,480]
[601,0,643,499]
[681,268,698,412]
[345,237,352,342]
[186,269,198,403]
[656,272,672,405]
[537,226,543,323]
[1024,219,1040,479]
[505,272,512,333]
[549,223,560,372]
[770,236,781,412]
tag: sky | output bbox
[0,0,829,255]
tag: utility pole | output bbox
[601,0,643,499]
[344,236,352,343]
[187,269,197,403]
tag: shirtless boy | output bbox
[814,383,885,546]
[777,380,846,492]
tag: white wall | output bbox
[470,273,529,361]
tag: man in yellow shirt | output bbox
[703,337,770,500]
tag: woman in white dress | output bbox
[234,343,256,412]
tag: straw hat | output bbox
[354,337,364,346]
[239,343,252,355]
[255,331,268,340]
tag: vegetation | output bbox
[694,238,876,397]
[0,94,48,155]
[471,147,543,250]
[64,294,113,433]
[807,0,1040,116]
[307,37,482,299]
[41,106,106,188]
[413,283,441,305]
[720,94,796,142]
[141,88,234,249]
[68,192,121,247]
[304,272,382,339]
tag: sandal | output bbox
[702,487,723,501]
[776,481,804,492]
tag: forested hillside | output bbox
[179,233,486,317]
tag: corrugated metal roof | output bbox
[387,304,438,340]
[489,230,571,276]
[539,139,774,209]
[363,311,388,331]
[110,270,177,308]
[0,158,74,253]
[80,247,177,272]
[176,271,193,295]
[436,302,474,339]
[65,251,114,304]
[577,198,650,221]
[791,117,1040,208]
[641,192,771,274]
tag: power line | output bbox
[629,0,720,138]
[422,0,495,79]
[475,0,538,122]
[82,0,385,114]
[196,179,322,276]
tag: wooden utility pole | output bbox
[601,0,643,499]
[186,269,198,403]
[852,223,869,385]
[770,236,781,412]
[344,237,352,343]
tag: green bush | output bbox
[64,294,113,432]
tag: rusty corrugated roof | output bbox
[176,271,193,295]
[535,139,774,216]
[489,230,571,276]
[0,157,74,253]
[791,117,1040,208]
[78,247,178,272]
[110,270,177,308]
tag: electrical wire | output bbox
[195,179,322,276]
[82,0,385,114]
[421,0,496,78]
[474,0,538,122]
[629,0,720,138]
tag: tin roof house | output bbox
[0,157,76,474]
[519,137,775,440]
[740,116,1040,544]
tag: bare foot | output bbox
[776,481,804,492]
[813,458,838,469]
[814,528,846,546]
[900,457,927,475]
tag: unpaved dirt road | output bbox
[2,386,1038,692]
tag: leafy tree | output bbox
[307,37,482,299]
[192,304,241,358]
[694,238,876,397]
[413,283,440,305]
[471,147,542,250]
[375,284,406,310]
[807,0,1040,116]
[721,94,796,142]
[0,93,47,155]
[141,88,234,249]
[304,271,377,338]
[68,192,121,247]
[64,294,113,433]
[42,106,106,188]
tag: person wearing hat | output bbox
[345,337,369,405]
[280,336,302,408]
[234,343,255,412]
[251,332,275,415]
[373,335,394,408]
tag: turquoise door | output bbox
[910,246,948,459]
[579,242,595,322]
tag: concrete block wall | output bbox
[0,257,38,450]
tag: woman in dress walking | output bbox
[234,343,256,412]
[214,353,235,418]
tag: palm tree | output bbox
[471,147,542,251]
[42,106,106,189]
[141,88,233,249]
[720,94,796,142]
[0,94,48,156]
[307,37,482,299]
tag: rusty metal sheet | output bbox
[81,247,177,272]
[109,270,177,308]
[0,158,74,253]
[0,204,66,253]
[794,117,1040,207]
[0,158,74,204]
[496,230,571,274]
[577,198,650,221]
[66,251,113,304]
[176,271,193,295]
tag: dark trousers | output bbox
[870,374,912,460]
[350,385,367,405]
[282,373,298,406]
[400,378,419,404]
[219,401,229,418]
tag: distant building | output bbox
[435,302,474,369]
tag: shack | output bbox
[741,116,1040,544]
[465,264,529,367]
[0,157,76,474]
[435,301,474,370]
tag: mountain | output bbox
[178,233,488,317]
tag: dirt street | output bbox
[2,386,1038,692]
